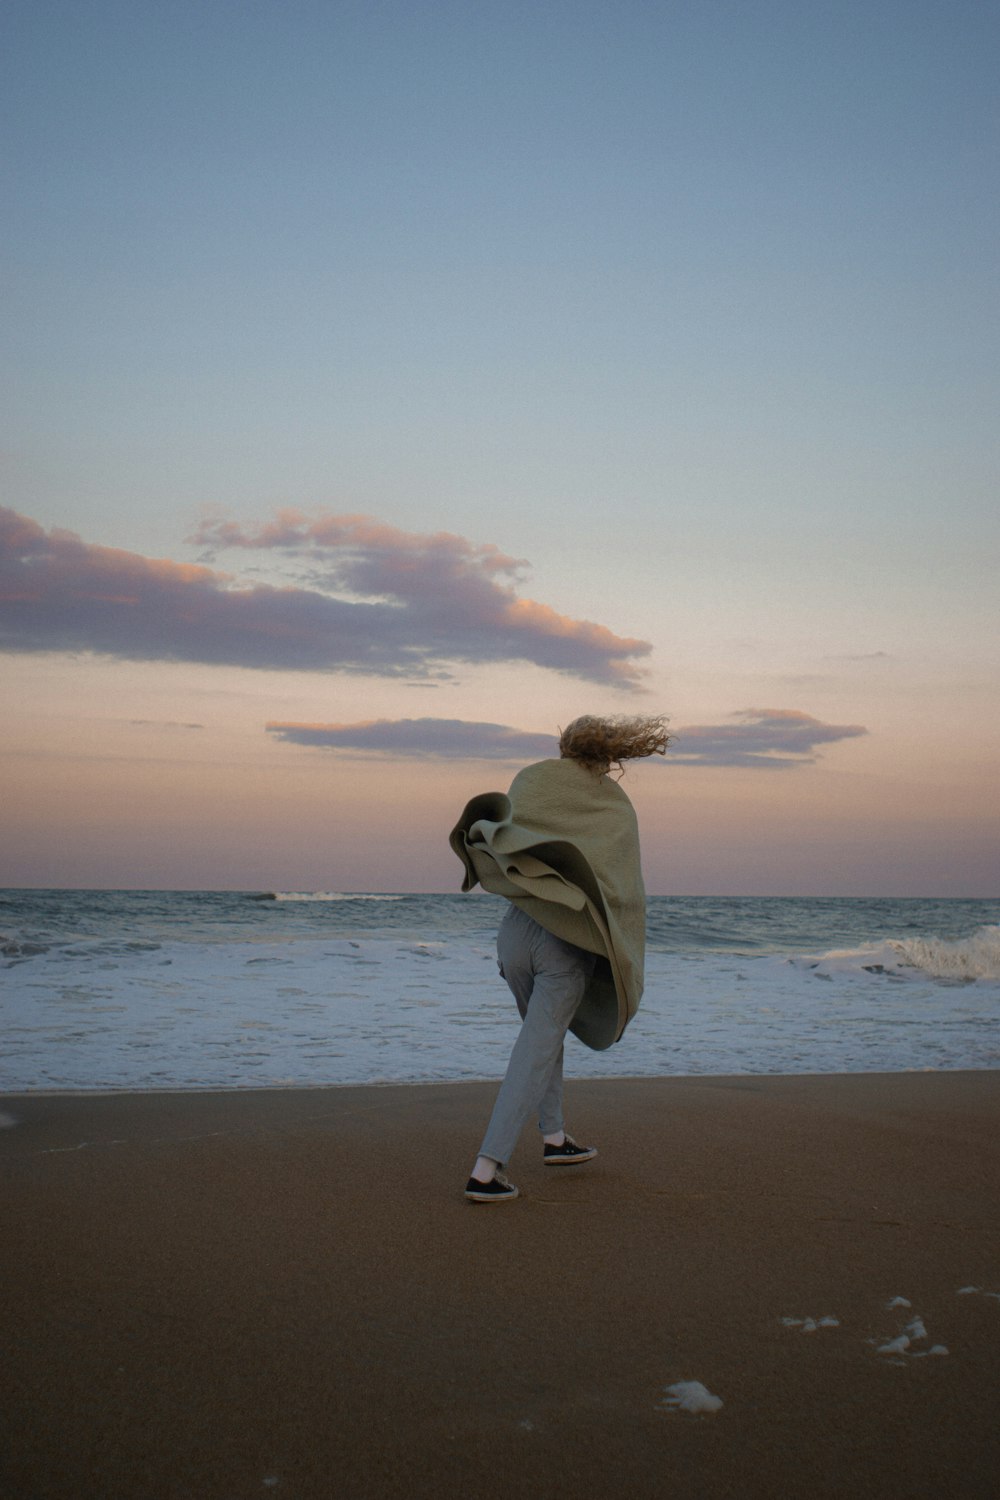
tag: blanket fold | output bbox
[449,758,646,1051]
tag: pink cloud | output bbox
[0,506,650,685]
[192,509,651,684]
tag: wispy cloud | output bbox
[267,709,867,768]
[668,709,868,768]
[127,719,204,730]
[0,507,649,685]
[823,651,892,663]
[267,718,559,761]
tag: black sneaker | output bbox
[543,1137,597,1165]
[465,1170,519,1202]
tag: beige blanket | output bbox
[449,757,646,1050]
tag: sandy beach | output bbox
[2,1071,998,1499]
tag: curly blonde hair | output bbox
[558,714,672,775]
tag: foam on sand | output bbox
[660,1381,724,1414]
[779,1294,955,1365]
[871,1303,951,1362]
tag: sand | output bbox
[2,1071,998,1499]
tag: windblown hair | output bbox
[558,714,672,776]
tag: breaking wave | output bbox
[797,925,1000,982]
[256,892,407,904]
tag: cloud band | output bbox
[266,709,867,768]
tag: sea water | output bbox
[1,890,998,1091]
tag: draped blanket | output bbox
[449,757,646,1051]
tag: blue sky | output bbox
[2,0,998,892]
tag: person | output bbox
[449,713,670,1202]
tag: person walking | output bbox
[449,714,669,1202]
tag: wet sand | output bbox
[2,1071,998,1499]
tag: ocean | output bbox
[2,890,998,1092]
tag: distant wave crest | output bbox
[262,892,406,904]
[799,924,1000,982]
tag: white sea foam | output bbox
[780,1297,958,1367]
[872,1307,951,1362]
[3,932,1000,1091]
[877,1335,911,1355]
[269,892,406,903]
[660,1381,723,1414]
[795,925,1000,982]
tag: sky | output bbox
[2,0,998,895]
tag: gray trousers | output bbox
[478,905,596,1168]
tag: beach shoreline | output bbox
[3,1060,999,1100]
[3,1071,999,1498]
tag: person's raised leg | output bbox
[475,964,583,1165]
[534,1019,598,1164]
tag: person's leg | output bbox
[537,1045,565,1141]
[473,911,593,1173]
